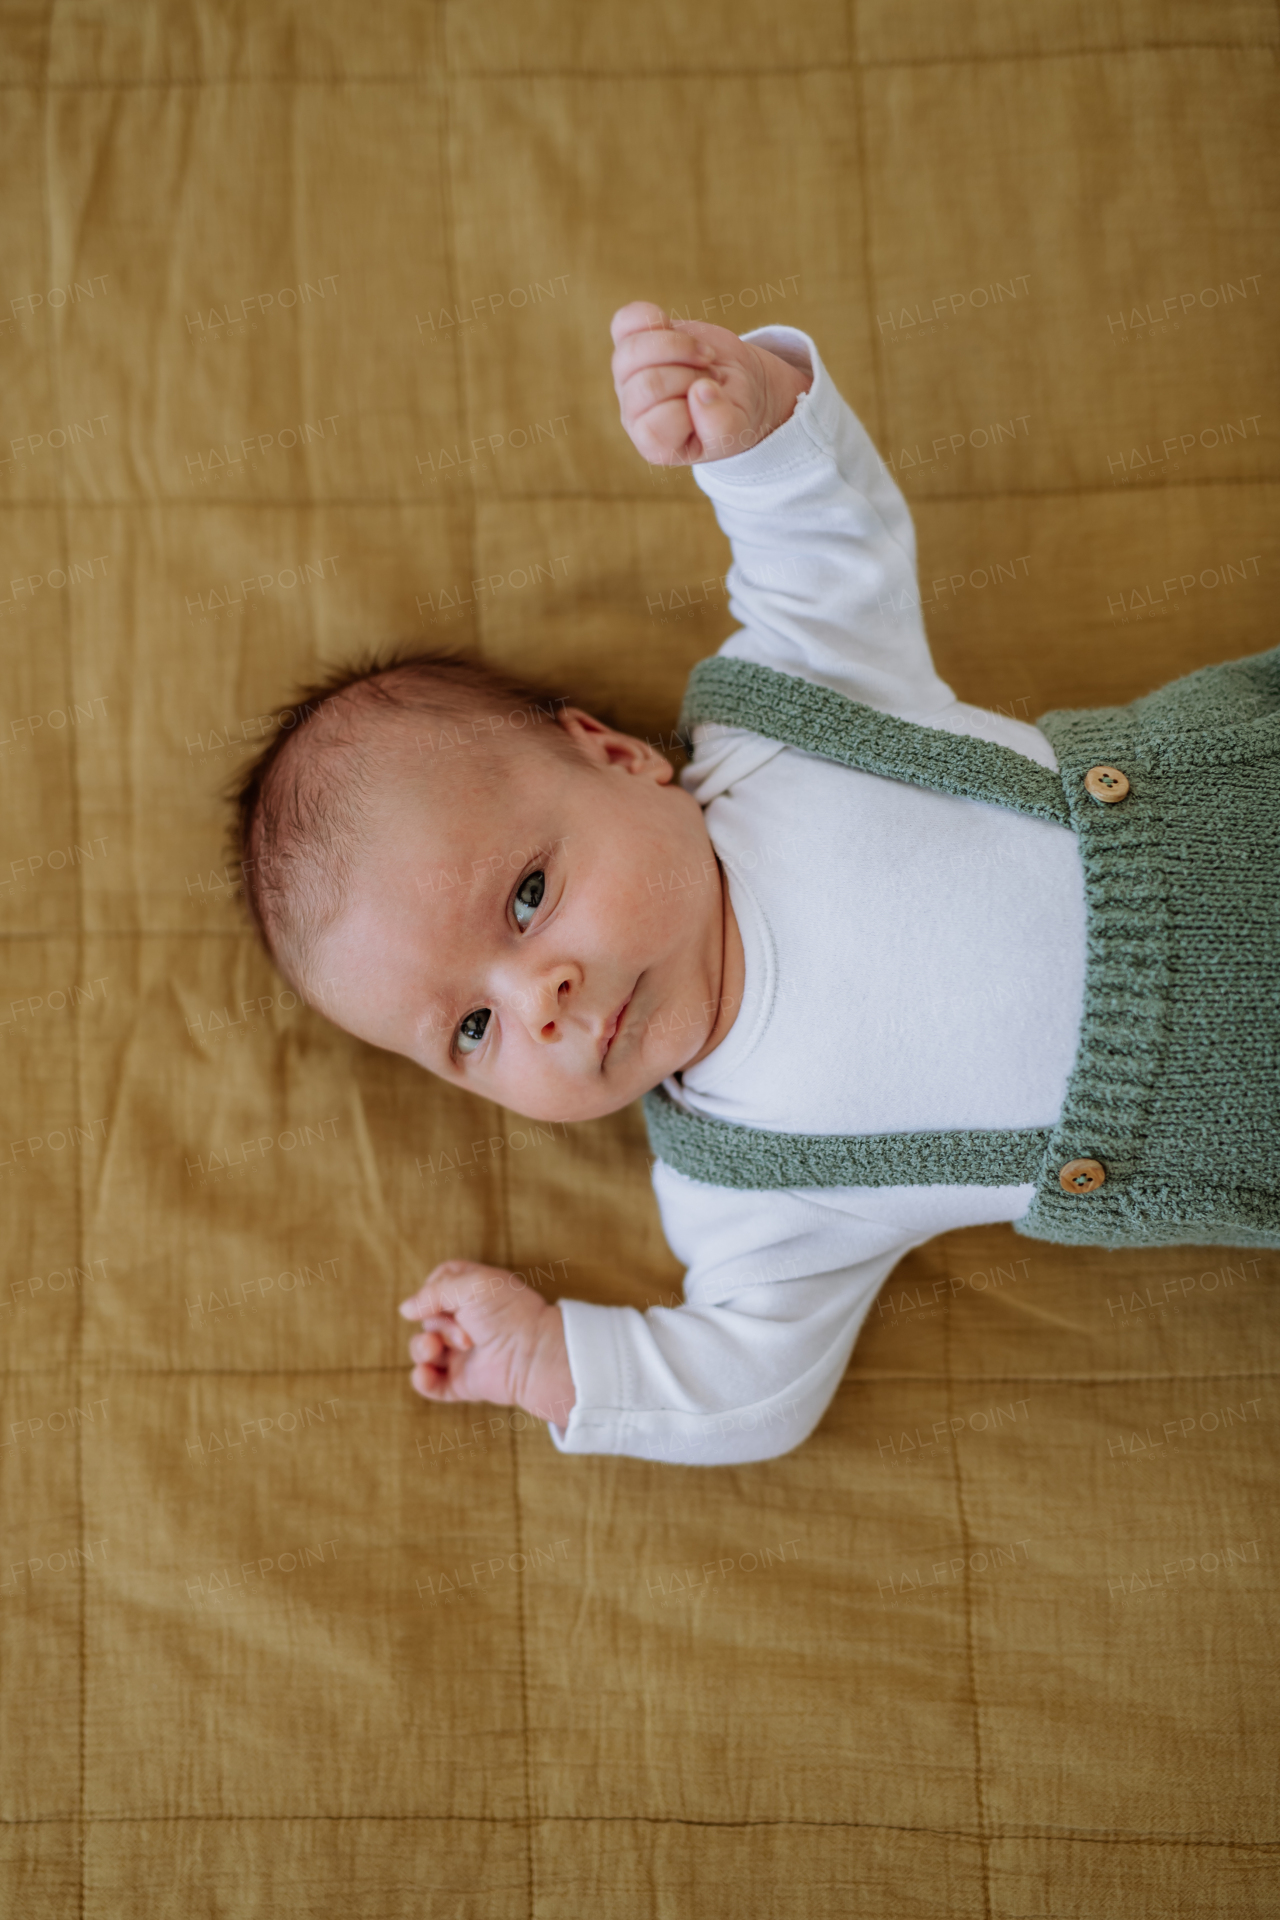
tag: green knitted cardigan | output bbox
[642,648,1280,1251]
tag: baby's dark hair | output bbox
[228,650,583,992]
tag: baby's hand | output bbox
[611,299,811,467]
[398,1261,576,1426]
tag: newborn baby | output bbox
[234,300,1278,1466]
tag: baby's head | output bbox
[232,653,730,1123]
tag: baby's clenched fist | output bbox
[611,299,811,467]
[398,1260,576,1427]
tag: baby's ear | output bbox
[621,726,676,783]
[558,708,672,781]
[641,739,676,784]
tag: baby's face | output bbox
[310,709,735,1123]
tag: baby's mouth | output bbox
[600,991,634,1064]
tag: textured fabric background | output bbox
[1,3,1276,1915]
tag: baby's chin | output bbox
[497,1071,659,1128]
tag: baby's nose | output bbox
[533,976,573,1042]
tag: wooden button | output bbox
[1059,1158,1106,1194]
[1084,764,1129,803]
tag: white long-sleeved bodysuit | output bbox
[548,324,1089,1467]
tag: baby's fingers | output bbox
[408,1317,473,1365]
[410,1357,462,1401]
[612,327,711,394]
[621,360,705,430]
[610,300,671,346]
[688,378,766,464]
[398,1263,484,1320]
[416,1312,472,1347]
[626,394,699,466]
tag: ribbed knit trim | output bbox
[641,1090,1048,1190]
[1013,700,1170,1243]
[678,656,1072,828]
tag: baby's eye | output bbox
[456,1008,490,1055]
[513,869,544,928]
[453,870,545,1058]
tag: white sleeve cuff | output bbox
[550,1297,635,1427]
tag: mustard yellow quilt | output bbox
[2,3,1276,1913]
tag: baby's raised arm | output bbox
[616,299,957,722]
